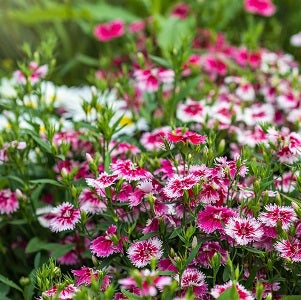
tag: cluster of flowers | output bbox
[1,0,301,299]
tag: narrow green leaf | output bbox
[30,179,63,187]
[148,54,171,68]
[280,297,301,300]
[137,232,158,241]
[245,247,265,255]
[184,243,202,269]
[0,274,23,293]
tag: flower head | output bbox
[127,237,163,268]
[0,189,19,215]
[244,0,276,17]
[111,159,152,181]
[175,268,208,299]
[211,281,254,300]
[224,216,263,245]
[259,204,297,230]
[49,202,81,232]
[274,238,301,262]
[197,205,237,234]
[90,225,124,257]
[94,20,125,42]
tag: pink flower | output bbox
[49,202,81,232]
[90,225,124,257]
[259,204,297,230]
[119,269,172,297]
[111,159,152,181]
[0,189,19,215]
[175,268,208,299]
[140,127,170,151]
[274,238,301,262]
[128,20,145,33]
[167,128,207,145]
[133,68,174,93]
[72,266,99,286]
[211,281,254,300]
[171,3,190,19]
[197,206,237,234]
[244,0,276,17]
[13,61,48,84]
[163,173,200,199]
[79,188,107,214]
[59,284,78,299]
[127,237,163,268]
[176,98,208,123]
[204,55,227,76]
[86,172,119,194]
[224,216,263,245]
[94,20,125,42]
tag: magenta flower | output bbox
[72,266,99,286]
[197,205,237,234]
[259,204,297,230]
[86,172,119,189]
[274,238,301,262]
[177,98,208,123]
[13,61,48,84]
[167,128,207,145]
[119,269,172,297]
[211,281,254,300]
[224,216,263,245]
[133,68,174,93]
[111,159,152,181]
[94,19,125,42]
[127,237,163,268]
[163,173,200,199]
[244,0,276,17]
[204,55,227,76]
[59,284,79,299]
[90,225,124,258]
[79,188,107,214]
[140,127,170,151]
[49,202,81,232]
[175,268,208,299]
[0,189,19,215]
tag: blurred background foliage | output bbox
[0,0,301,85]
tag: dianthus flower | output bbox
[94,19,125,42]
[0,189,19,215]
[111,159,152,181]
[72,266,99,286]
[244,0,276,17]
[133,68,174,93]
[211,281,254,300]
[224,216,263,245]
[259,204,297,230]
[49,202,81,232]
[274,238,301,262]
[175,268,208,299]
[197,205,237,234]
[127,237,163,268]
[79,188,107,214]
[119,269,172,297]
[167,128,207,145]
[90,225,125,257]
[163,173,200,199]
